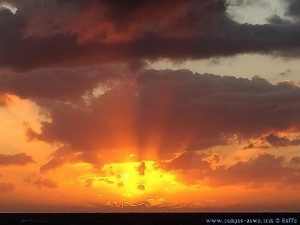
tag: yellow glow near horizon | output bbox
[79,161,187,200]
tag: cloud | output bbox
[267,15,291,25]
[160,151,216,185]
[24,173,58,189]
[206,153,300,187]
[163,151,211,171]
[33,178,58,189]
[0,153,35,166]
[0,2,17,14]
[290,157,300,166]
[39,146,84,172]
[0,182,15,193]
[25,70,300,169]
[137,184,145,191]
[229,0,264,7]
[263,133,300,147]
[0,67,125,101]
[286,0,300,18]
[137,161,146,176]
[1,0,300,71]
[242,142,269,150]
[0,0,227,71]
[279,69,292,76]
[19,0,229,43]
[0,94,11,106]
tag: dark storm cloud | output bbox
[0,153,35,166]
[27,70,300,170]
[286,0,300,17]
[263,133,300,147]
[267,15,291,25]
[0,182,15,193]
[1,0,300,71]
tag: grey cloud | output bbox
[1,0,300,72]
[264,133,300,147]
[229,0,265,7]
[0,66,125,101]
[286,0,300,18]
[267,15,291,25]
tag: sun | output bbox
[123,173,130,180]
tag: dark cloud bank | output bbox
[0,0,300,71]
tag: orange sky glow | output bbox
[0,0,300,212]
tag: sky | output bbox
[0,0,300,212]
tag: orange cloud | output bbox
[206,154,300,188]
[33,178,58,189]
[0,94,11,107]
[0,153,35,166]
[23,70,300,171]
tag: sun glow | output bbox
[79,161,185,200]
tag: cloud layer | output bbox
[22,70,300,170]
[0,0,300,71]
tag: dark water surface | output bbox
[0,213,299,225]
